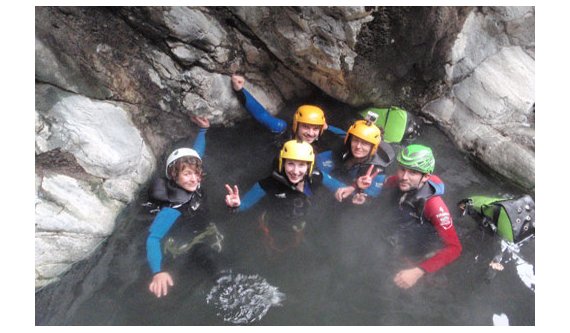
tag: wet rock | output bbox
[35,173,124,288]
[34,6,535,288]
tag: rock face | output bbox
[423,7,535,189]
[35,6,534,288]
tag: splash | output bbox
[206,270,285,324]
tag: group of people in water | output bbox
[145,74,463,298]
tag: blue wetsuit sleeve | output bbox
[362,174,386,197]
[326,124,346,138]
[192,128,207,158]
[146,207,182,274]
[321,171,348,192]
[238,182,266,212]
[241,88,287,134]
[315,150,335,174]
[316,151,346,192]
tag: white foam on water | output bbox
[206,270,285,324]
[500,240,535,292]
[514,255,535,292]
[493,313,509,326]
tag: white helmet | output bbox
[165,148,201,179]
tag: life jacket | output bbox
[147,177,219,256]
[327,141,395,184]
[398,179,445,224]
[256,170,322,251]
[383,176,445,224]
[458,195,535,243]
[382,176,447,261]
[148,177,206,220]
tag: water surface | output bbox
[35,99,534,325]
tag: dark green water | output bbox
[35,101,534,325]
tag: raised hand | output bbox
[191,115,210,129]
[231,74,245,91]
[225,184,241,207]
[355,165,381,190]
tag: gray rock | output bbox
[35,84,155,182]
[35,173,125,288]
[34,6,535,289]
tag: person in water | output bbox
[224,139,323,254]
[321,115,395,204]
[231,74,346,151]
[379,144,462,289]
[145,117,223,298]
[232,74,394,204]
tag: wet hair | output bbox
[167,156,203,180]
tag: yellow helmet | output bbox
[344,120,382,155]
[278,140,315,175]
[292,105,326,135]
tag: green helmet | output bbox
[397,144,435,174]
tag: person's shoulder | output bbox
[148,177,168,200]
[428,174,444,184]
[424,195,450,216]
[427,175,445,195]
[258,175,277,191]
[384,175,399,187]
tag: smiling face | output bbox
[175,164,202,192]
[396,165,429,192]
[283,159,310,184]
[295,123,322,144]
[350,136,373,159]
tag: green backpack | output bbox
[359,106,409,143]
[458,195,535,243]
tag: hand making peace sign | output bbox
[355,165,381,190]
[224,184,241,208]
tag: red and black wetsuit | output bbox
[384,175,462,273]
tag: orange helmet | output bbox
[278,140,315,175]
[344,120,382,155]
[292,105,326,136]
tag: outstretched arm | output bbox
[225,182,266,212]
[232,74,287,134]
[326,124,346,138]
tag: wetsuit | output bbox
[383,175,462,273]
[146,129,220,275]
[235,87,346,153]
[236,169,323,252]
[236,87,394,196]
[316,141,395,197]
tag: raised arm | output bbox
[232,74,287,134]
[190,116,209,158]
